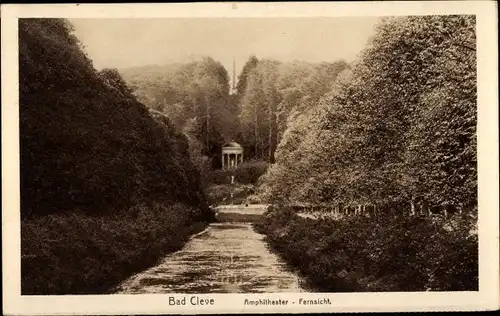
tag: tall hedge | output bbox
[256,16,477,213]
[19,19,208,218]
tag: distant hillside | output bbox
[119,58,241,170]
[19,18,208,218]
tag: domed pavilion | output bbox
[221,142,243,170]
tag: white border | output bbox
[2,1,499,314]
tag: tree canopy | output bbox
[121,58,239,169]
[20,18,208,218]
[237,58,349,163]
[255,15,477,213]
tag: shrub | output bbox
[204,169,234,185]
[21,203,210,294]
[234,160,269,184]
[204,184,255,205]
[257,207,478,292]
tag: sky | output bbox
[70,18,380,81]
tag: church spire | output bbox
[231,57,237,95]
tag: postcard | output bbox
[1,1,499,314]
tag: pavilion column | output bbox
[221,143,244,171]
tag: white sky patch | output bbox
[69,17,380,75]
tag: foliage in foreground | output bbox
[19,18,207,218]
[19,18,214,295]
[255,207,478,292]
[22,203,210,294]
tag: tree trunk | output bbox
[261,138,264,160]
[268,108,273,164]
[254,110,259,158]
[205,95,210,154]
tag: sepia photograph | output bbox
[2,1,499,314]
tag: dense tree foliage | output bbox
[18,16,478,295]
[19,18,208,218]
[254,17,478,291]
[256,15,477,214]
[236,55,259,101]
[121,58,239,169]
[238,59,349,163]
[239,60,281,161]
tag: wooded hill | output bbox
[236,57,349,163]
[122,56,349,170]
[120,58,240,171]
